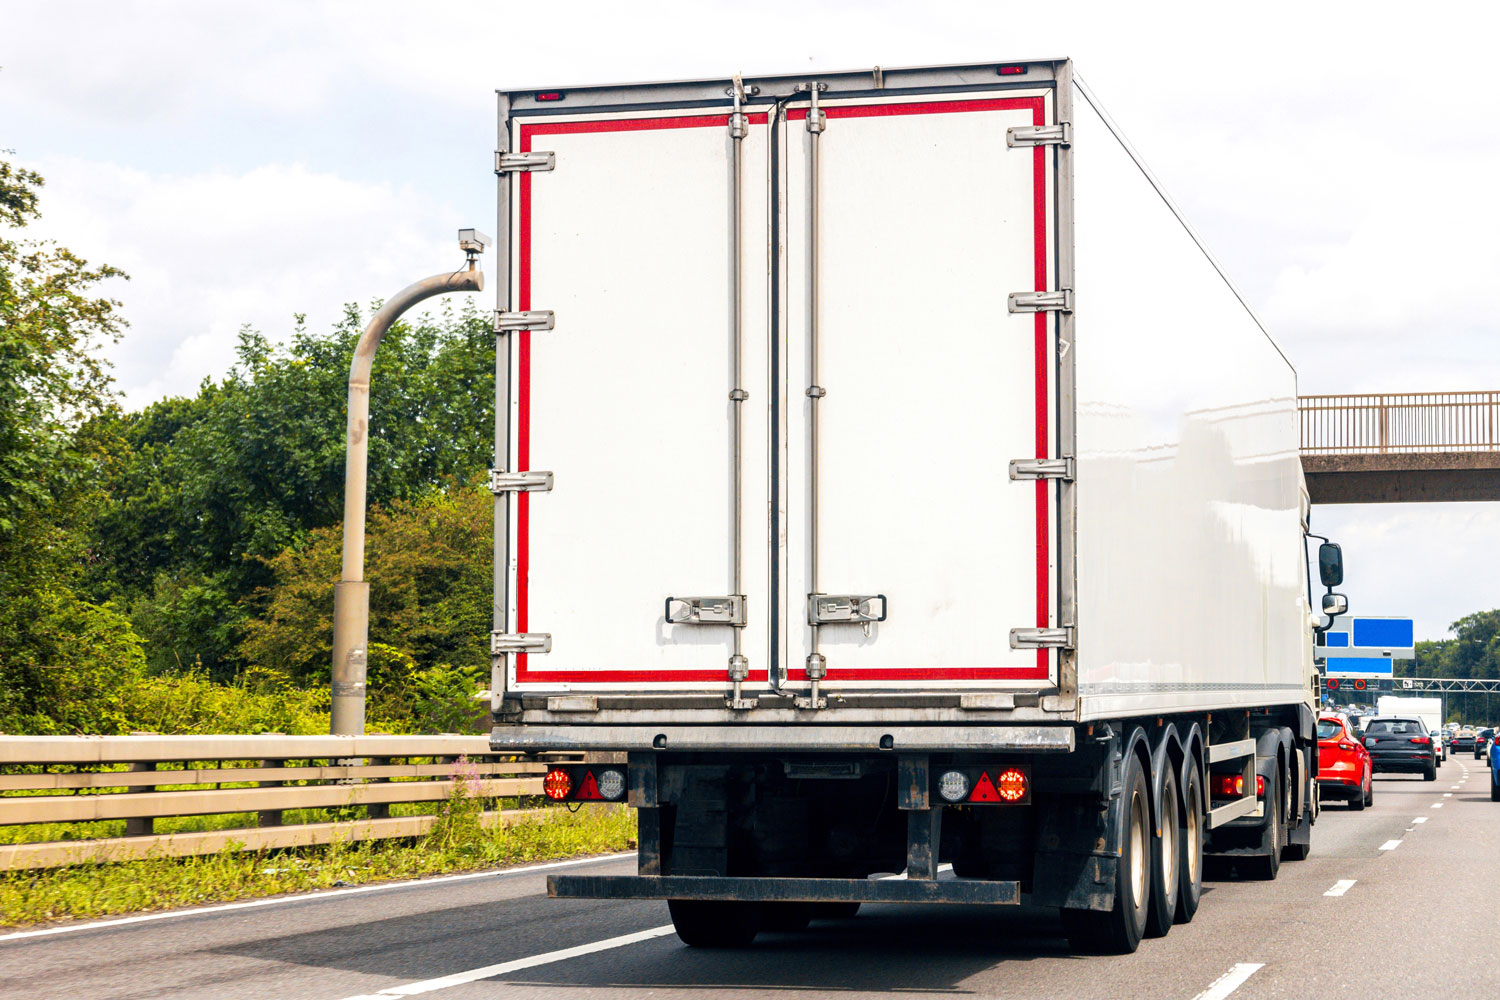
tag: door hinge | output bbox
[491,632,552,655]
[1009,626,1075,650]
[1009,457,1074,482]
[495,310,555,333]
[1007,122,1072,148]
[1008,289,1074,314]
[809,594,887,625]
[665,595,747,626]
[495,150,555,173]
[489,469,554,494]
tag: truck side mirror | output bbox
[1322,592,1348,616]
[1318,542,1344,587]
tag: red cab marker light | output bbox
[535,91,565,102]
[969,771,1003,803]
[543,767,572,800]
[997,65,1026,76]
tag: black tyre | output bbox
[1246,769,1281,880]
[1145,759,1181,938]
[1062,746,1150,954]
[1174,759,1204,925]
[761,902,813,932]
[1424,761,1437,781]
[1491,772,1500,802]
[1349,785,1366,811]
[810,902,861,920]
[668,899,762,948]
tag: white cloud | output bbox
[20,156,480,402]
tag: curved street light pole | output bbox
[331,235,488,735]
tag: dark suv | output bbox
[1363,717,1438,781]
[1475,728,1495,760]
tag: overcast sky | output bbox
[3,0,1497,643]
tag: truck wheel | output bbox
[1145,761,1180,938]
[1062,747,1149,954]
[1246,769,1281,881]
[1174,759,1203,924]
[811,902,861,919]
[667,900,762,948]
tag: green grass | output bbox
[0,803,635,928]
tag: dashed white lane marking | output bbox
[1192,963,1265,1000]
[335,864,935,999]
[1444,793,1453,797]
[336,925,678,1000]
[1379,839,1403,850]
[1433,803,1444,808]
[1413,816,1428,823]
[0,851,637,944]
[1324,880,1357,897]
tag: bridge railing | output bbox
[0,734,581,870]
[1300,391,1500,455]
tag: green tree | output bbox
[0,155,148,734]
[86,304,495,677]
[238,482,492,732]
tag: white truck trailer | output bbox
[486,58,1346,955]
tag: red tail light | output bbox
[543,767,572,800]
[995,768,1028,803]
[1256,774,1265,797]
[1338,742,1357,751]
[1215,774,1245,797]
[1410,736,1431,745]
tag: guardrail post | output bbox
[124,762,155,838]
[258,758,283,828]
[366,756,390,820]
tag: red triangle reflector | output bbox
[576,770,602,800]
[969,771,1002,803]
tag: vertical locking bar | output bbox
[727,75,752,709]
[801,81,828,710]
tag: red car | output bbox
[1318,714,1373,810]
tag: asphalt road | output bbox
[3,755,1496,1000]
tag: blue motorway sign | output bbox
[1325,656,1393,676]
[1321,616,1414,663]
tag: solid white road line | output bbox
[1192,963,1265,1000]
[336,925,678,1000]
[0,852,637,944]
[1324,880,1357,897]
[1379,840,1403,851]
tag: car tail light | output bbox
[1410,736,1431,745]
[543,767,572,800]
[1338,742,1357,751]
[1256,774,1265,797]
[1215,774,1245,797]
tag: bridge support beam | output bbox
[1303,453,1500,504]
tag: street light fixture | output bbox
[330,231,487,736]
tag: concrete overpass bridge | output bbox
[1300,391,1500,503]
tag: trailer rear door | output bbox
[782,90,1059,690]
[504,82,1063,694]
[505,105,772,690]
